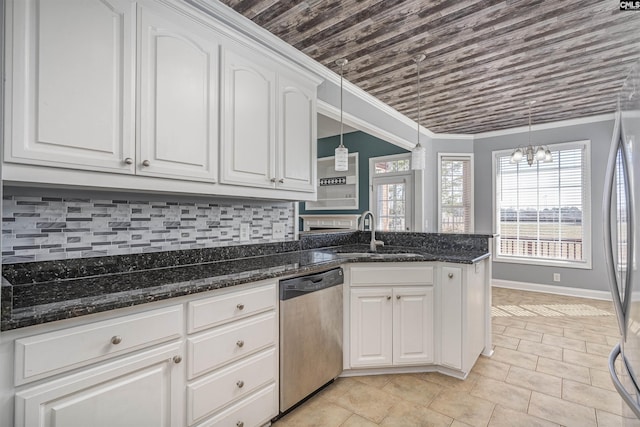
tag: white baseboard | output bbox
[492,279,612,301]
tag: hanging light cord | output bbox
[413,54,425,149]
[528,101,532,147]
[416,59,421,147]
[339,60,345,149]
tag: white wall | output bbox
[474,118,615,292]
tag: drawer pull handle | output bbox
[448,273,454,279]
[173,355,182,364]
[236,422,244,427]
[237,303,245,310]
[111,336,122,345]
[236,380,244,388]
[386,295,391,300]
[236,340,245,348]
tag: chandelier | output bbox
[510,101,552,166]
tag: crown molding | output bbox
[473,113,615,139]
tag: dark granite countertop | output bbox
[1,231,492,331]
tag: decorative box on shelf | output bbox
[299,214,362,232]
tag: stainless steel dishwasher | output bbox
[279,267,344,413]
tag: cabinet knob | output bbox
[270,178,276,183]
[236,340,245,348]
[278,178,284,184]
[236,422,244,427]
[173,355,182,364]
[110,336,122,345]
[448,273,454,279]
[236,303,245,310]
[386,295,391,300]
[236,380,245,388]
[396,295,401,300]
[142,159,151,167]
[123,157,133,165]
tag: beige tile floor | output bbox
[274,287,627,427]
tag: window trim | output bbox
[491,140,592,269]
[437,153,474,233]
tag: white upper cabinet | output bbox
[5,0,136,173]
[220,46,317,192]
[138,2,218,182]
[220,46,276,189]
[277,75,316,192]
[4,0,320,198]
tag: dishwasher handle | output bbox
[279,268,344,301]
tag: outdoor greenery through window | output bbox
[439,155,473,233]
[374,158,410,174]
[494,141,591,267]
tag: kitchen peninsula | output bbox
[0,231,492,427]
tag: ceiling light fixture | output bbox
[335,58,349,172]
[411,54,426,171]
[510,100,552,166]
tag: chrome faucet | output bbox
[360,210,384,252]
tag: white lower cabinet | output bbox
[15,341,185,427]
[185,281,278,426]
[6,281,279,427]
[440,262,487,374]
[349,265,434,369]
[194,383,277,427]
[346,261,490,378]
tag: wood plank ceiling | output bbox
[219,0,640,134]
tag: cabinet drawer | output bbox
[187,282,276,333]
[15,305,183,385]
[350,265,433,286]
[187,348,276,425]
[188,311,276,379]
[195,383,277,427]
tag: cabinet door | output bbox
[393,287,434,365]
[276,75,316,192]
[15,342,184,427]
[350,288,393,367]
[138,2,218,182]
[220,46,276,188]
[5,0,135,173]
[441,266,463,369]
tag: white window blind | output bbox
[494,141,591,267]
[439,155,473,233]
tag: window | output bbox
[438,154,474,233]
[493,140,591,268]
[370,154,413,232]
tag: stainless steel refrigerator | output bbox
[605,59,640,425]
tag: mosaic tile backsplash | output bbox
[2,195,295,264]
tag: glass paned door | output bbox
[372,175,412,232]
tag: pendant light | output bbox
[335,58,349,172]
[411,54,426,171]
